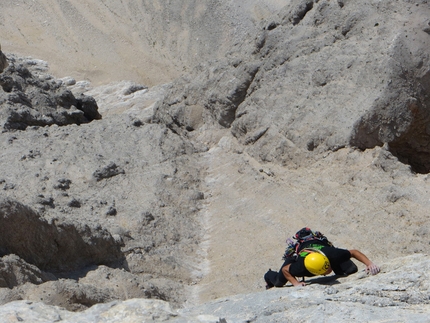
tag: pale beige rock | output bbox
[0,0,430,320]
[0,1,285,86]
[0,255,429,322]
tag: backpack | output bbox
[282,227,333,260]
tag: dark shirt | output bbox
[288,241,352,277]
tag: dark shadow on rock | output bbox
[306,275,341,285]
[0,254,56,288]
[93,162,125,181]
[0,197,124,272]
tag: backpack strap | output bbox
[298,247,328,258]
[283,228,333,260]
[294,228,333,246]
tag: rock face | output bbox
[0,0,430,320]
[0,198,122,271]
[0,254,55,289]
[155,0,430,173]
[0,0,285,85]
[0,55,204,310]
[156,0,430,173]
[0,254,429,322]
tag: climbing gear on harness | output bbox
[283,227,333,261]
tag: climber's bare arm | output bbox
[349,249,380,275]
[281,264,306,287]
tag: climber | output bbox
[264,227,380,288]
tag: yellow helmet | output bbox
[304,250,330,275]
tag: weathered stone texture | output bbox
[0,0,430,319]
[0,198,123,271]
[156,0,430,172]
[0,255,428,322]
[0,55,101,131]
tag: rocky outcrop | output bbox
[153,61,261,132]
[179,255,430,322]
[350,22,430,173]
[0,56,205,309]
[155,0,430,173]
[0,254,428,322]
[0,198,123,271]
[0,55,101,131]
[0,255,55,289]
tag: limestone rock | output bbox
[153,60,261,132]
[0,1,285,85]
[156,0,430,173]
[0,64,205,308]
[16,279,117,312]
[0,0,430,319]
[72,80,167,124]
[0,198,123,271]
[93,162,125,182]
[0,255,428,322]
[0,55,101,131]
[0,255,55,289]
